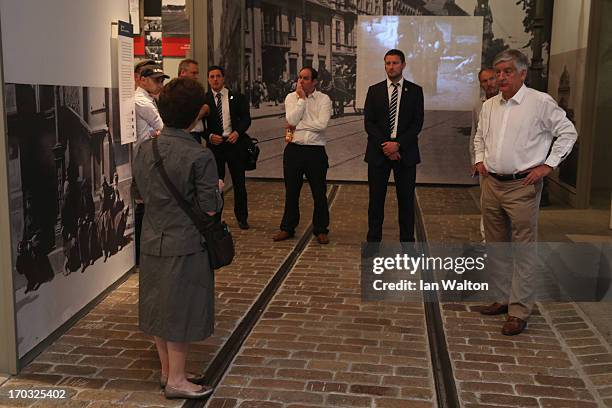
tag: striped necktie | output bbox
[216,92,223,130]
[388,83,399,136]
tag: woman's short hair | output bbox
[158,78,206,129]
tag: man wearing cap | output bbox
[133,64,168,266]
[135,65,168,149]
[134,59,156,90]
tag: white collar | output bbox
[213,88,226,98]
[387,77,404,89]
[501,84,527,105]
[137,86,155,102]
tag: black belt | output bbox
[489,172,528,181]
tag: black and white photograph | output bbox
[145,45,163,64]
[162,0,189,35]
[143,16,162,32]
[6,83,135,357]
[145,31,162,46]
[202,0,552,185]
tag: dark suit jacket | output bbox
[364,79,424,167]
[203,88,251,157]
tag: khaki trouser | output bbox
[481,175,543,320]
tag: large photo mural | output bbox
[204,0,552,184]
[5,84,135,357]
[1,0,134,359]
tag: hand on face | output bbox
[296,82,306,99]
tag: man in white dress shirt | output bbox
[272,67,332,244]
[473,49,577,335]
[135,65,167,149]
[133,64,168,265]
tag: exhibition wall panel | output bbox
[0,0,135,360]
[0,0,128,88]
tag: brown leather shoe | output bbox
[316,233,329,244]
[273,230,294,241]
[479,302,509,316]
[502,316,527,336]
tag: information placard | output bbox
[118,20,136,145]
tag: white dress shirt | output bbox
[469,95,487,164]
[285,90,332,146]
[191,120,204,132]
[387,77,404,139]
[135,87,163,149]
[212,87,232,136]
[473,84,577,174]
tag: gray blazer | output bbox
[133,127,222,256]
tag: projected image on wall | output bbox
[356,16,483,111]
[246,15,484,184]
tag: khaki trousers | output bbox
[481,175,543,320]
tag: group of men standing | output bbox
[133,47,577,337]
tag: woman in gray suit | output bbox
[133,78,221,399]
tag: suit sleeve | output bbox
[232,93,251,135]
[396,86,424,148]
[202,95,213,143]
[364,85,387,147]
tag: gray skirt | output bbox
[139,250,214,342]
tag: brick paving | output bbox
[417,186,610,408]
[0,181,316,408]
[208,184,437,408]
[4,181,611,408]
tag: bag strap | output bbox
[151,138,210,229]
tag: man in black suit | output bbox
[364,49,424,246]
[203,66,252,229]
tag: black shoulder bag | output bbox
[151,138,234,270]
[243,136,260,171]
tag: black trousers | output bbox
[134,202,145,266]
[280,143,329,236]
[367,161,416,242]
[213,146,248,224]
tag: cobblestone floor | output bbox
[208,184,436,408]
[417,186,612,408]
[2,182,611,408]
[0,181,316,408]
